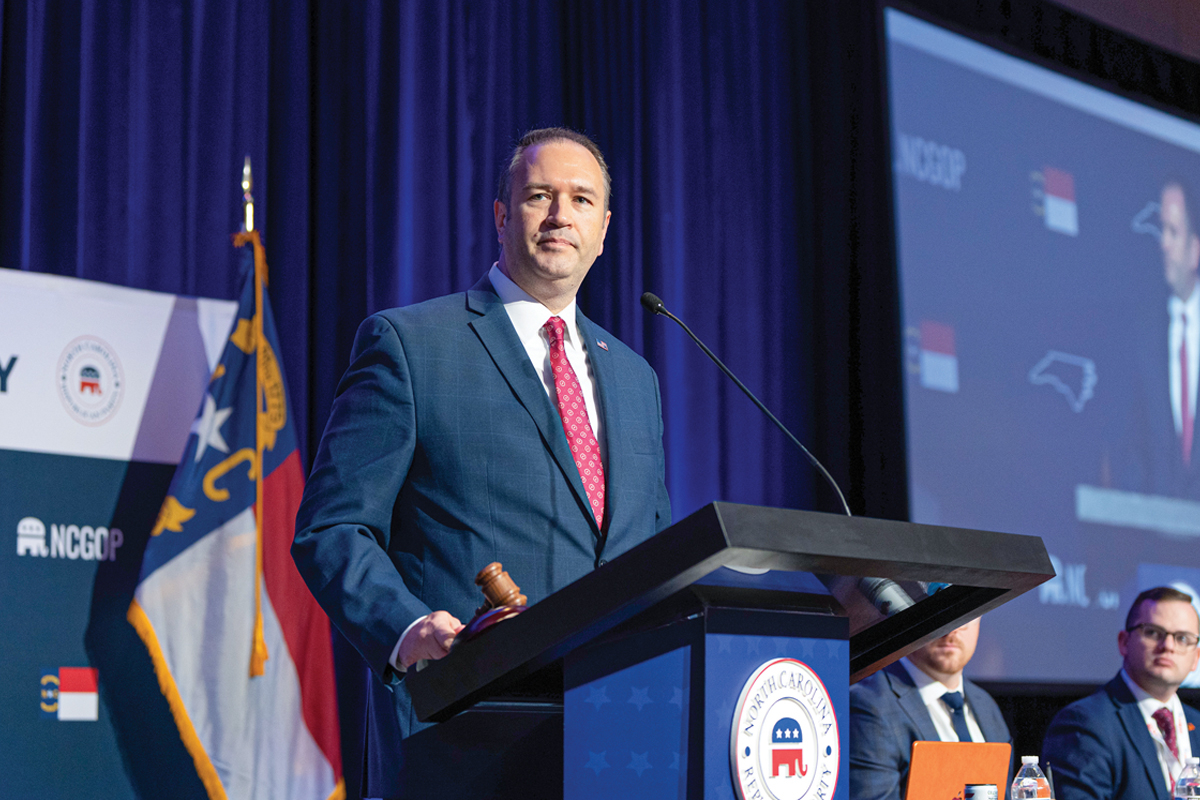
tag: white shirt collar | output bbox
[1170,284,1199,321]
[1121,667,1181,716]
[900,657,962,696]
[489,263,582,347]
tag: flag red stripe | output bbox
[260,450,343,776]
[1043,167,1075,201]
[919,320,956,356]
[59,667,99,693]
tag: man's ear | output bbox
[494,199,508,243]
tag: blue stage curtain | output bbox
[306,0,818,520]
[10,1,1200,796]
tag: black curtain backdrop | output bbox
[6,0,1200,795]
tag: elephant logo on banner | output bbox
[57,335,123,426]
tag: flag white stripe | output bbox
[135,507,337,799]
[57,692,99,721]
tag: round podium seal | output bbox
[730,658,840,800]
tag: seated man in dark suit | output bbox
[849,617,1012,800]
[1043,586,1200,800]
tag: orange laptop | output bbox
[906,741,1012,799]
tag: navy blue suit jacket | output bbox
[1122,309,1199,499]
[1043,674,1200,800]
[849,661,1012,800]
[292,276,671,796]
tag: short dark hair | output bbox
[1125,585,1197,630]
[496,127,611,211]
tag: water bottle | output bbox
[1011,755,1052,799]
[1176,756,1200,799]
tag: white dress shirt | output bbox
[1121,669,1193,792]
[1169,287,1199,438]
[900,658,986,743]
[487,263,604,452]
[390,265,605,671]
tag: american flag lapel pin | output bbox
[597,339,608,351]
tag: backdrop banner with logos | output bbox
[0,269,236,798]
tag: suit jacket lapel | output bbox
[886,663,942,743]
[963,680,1004,742]
[576,312,621,549]
[1109,677,1168,796]
[465,278,601,538]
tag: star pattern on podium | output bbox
[628,686,652,711]
[628,751,652,777]
[585,685,610,710]
[585,751,609,775]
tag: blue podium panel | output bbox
[564,640,691,800]
[565,607,848,800]
[707,631,848,800]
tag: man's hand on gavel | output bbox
[397,610,464,669]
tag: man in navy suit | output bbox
[1043,586,1200,799]
[293,128,671,799]
[849,618,1008,800]
[849,617,1012,800]
[1122,180,1199,500]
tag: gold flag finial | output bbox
[241,156,254,233]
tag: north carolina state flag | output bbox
[130,232,343,800]
[919,320,959,393]
[1043,167,1079,236]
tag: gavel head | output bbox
[474,562,528,610]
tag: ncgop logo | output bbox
[57,335,123,426]
[731,658,840,800]
[16,516,123,561]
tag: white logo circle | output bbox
[730,658,840,800]
[57,335,124,426]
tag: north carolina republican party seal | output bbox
[730,658,840,800]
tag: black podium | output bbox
[405,502,1054,799]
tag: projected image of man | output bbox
[1123,180,1199,499]
[1043,586,1200,799]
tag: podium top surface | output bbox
[407,502,1054,722]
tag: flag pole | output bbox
[242,156,255,233]
[240,156,270,677]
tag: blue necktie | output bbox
[941,690,974,743]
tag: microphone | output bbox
[643,292,919,618]
[858,577,915,616]
[641,291,852,516]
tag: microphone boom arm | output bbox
[641,292,852,517]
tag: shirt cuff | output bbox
[389,614,428,673]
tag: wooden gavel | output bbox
[473,562,528,617]
[454,562,528,647]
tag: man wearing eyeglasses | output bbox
[1043,586,1200,799]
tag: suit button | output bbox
[597,559,608,567]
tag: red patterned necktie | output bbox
[1153,706,1180,760]
[544,316,605,528]
[1183,312,1193,466]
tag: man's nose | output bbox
[546,196,572,225]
